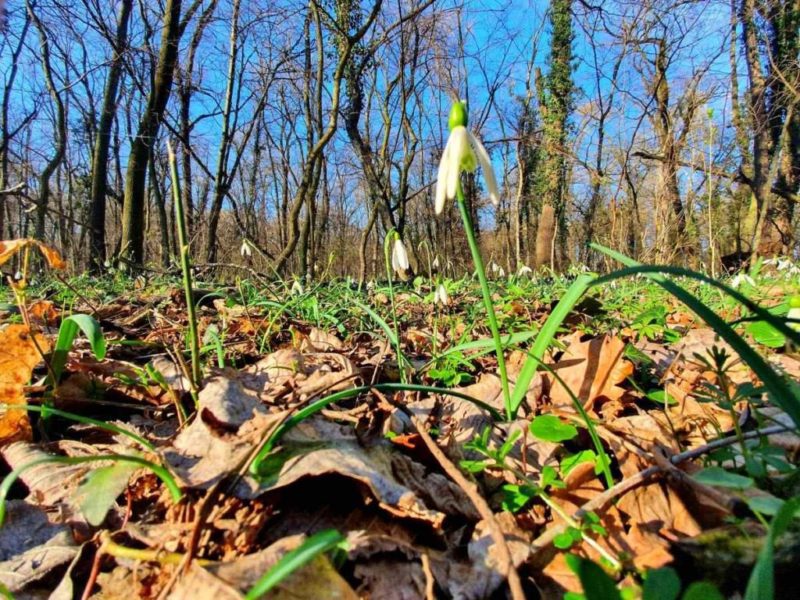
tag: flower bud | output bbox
[448,101,468,131]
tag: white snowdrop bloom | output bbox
[290,280,304,295]
[776,258,793,271]
[240,239,252,258]
[489,262,505,278]
[13,271,22,281]
[432,256,440,271]
[391,238,410,275]
[517,265,533,277]
[435,101,499,215]
[434,283,450,306]
[730,273,755,289]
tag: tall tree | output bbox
[119,0,183,266]
[88,0,133,269]
[534,0,573,269]
[0,9,31,237]
[27,0,67,241]
[739,0,799,256]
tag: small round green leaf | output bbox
[530,414,578,442]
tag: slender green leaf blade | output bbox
[245,529,345,599]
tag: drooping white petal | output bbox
[392,238,410,273]
[434,283,450,306]
[240,239,252,257]
[468,131,500,206]
[730,273,755,289]
[446,127,469,202]
[291,280,304,295]
[435,138,452,215]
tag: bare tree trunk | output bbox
[89,0,132,270]
[27,0,67,243]
[0,12,31,237]
[120,0,182,266]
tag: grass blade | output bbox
[51,314,106,383]
[509,273,594,417]
[592,244,800,429]
[245,529,345,599]
[250,382,503,475]
[593,264,800,347]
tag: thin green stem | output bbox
[539,492,621,570]
[383,232,407,383]
[2,403,154,451]
[167,141,201,402]
[455,182,511,418]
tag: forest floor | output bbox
[1,250,800,599]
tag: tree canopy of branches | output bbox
[0,0,797,277]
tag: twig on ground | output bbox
[380,389,526,600]
[530,423,791,560]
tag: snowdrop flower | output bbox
[240,239,252,258]
[776,258,793,271]
[517,265,533,277]
[432,256,440,271]
[730,273,755,289]
[290,280,304,295]
[391,237,410,276]
[489,262,505,278]
[434,282,450,306]
[13,270,22,281]
[435,101,499,215]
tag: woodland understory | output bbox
[1,0,800,599]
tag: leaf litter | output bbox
[0,270,799,599]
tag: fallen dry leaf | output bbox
[0,238,66,270]
[0,324,50,445]
[548,333,633,410]
[168,534,358,600]
[0,501,78,594]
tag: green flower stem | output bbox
[167,141,201,402]
[539,491,621,570]
[455,182,511,419]
[383,232,407,383]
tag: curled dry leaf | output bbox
[28,299,59,326]
[0,501,78,594]
[0,324,50,445]
[0,238,66,270]
[165,374,286,493]
[548,333,633,410]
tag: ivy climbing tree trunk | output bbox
[534,0,573,270]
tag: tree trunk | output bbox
[27,0,67,243]
[89,0,132,270]
[120,0,182,266]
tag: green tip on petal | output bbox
[448,101,468,131]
